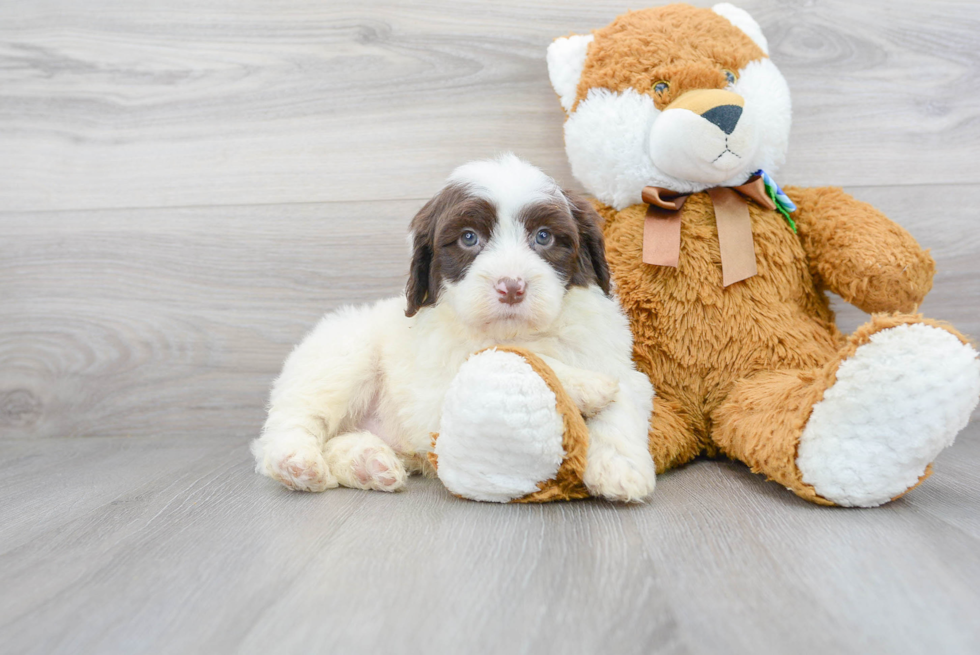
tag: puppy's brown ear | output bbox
[405,197,438,317]
[566,192,611,295]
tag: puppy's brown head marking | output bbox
[565,193,611,295]
[406,183,498,317]
[517,194,610,296]
[405,162,611,318]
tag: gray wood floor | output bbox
[2,1,979,653]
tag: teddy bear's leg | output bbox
[649,394,702,474]
[431,347,590,503]
[713,315,980,507]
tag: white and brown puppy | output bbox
[251,154,657,501]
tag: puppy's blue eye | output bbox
[535,229,554,247]
[460,230,479,247]
[723,70,737,85]
[653,81,670,95]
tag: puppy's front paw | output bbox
[584,449,656,502]
[351,446,408,492]
[267,446,338,492]
[565,373,620,418]
[324,432,408,492]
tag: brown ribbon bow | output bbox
[642,175,777,287]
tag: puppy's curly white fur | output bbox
[251,154,657,501]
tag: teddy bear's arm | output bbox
[785,185,935,313]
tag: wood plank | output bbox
[0,435,247,553]
[0,200,416,440]
[1,425,977,654]
[1,0,979,212]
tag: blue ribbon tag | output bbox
[754,169,797,233]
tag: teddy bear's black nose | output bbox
[701,104,743,135]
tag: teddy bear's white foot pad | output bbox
[435,349,566,503]
[797,324,980,507]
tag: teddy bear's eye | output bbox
[723,69,738,85]
[653,81,670,95]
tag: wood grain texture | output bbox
[2,0,980,212]
[0,200,417,439]
[1,0,979,653]
[1,427,979,655]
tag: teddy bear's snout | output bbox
[666,88,746,136]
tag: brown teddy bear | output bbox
[547,3,980,506]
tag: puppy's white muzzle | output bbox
[446,237,565,338]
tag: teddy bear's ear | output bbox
[712,3,769,55]
[546,34,594,113]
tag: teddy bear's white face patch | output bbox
[732,58,792,175]
[649,89,761,185]
[560,57,791,210]
[563,87,664,211]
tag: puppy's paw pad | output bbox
[352,448,407,492]
[584,452,656,502]
[269,450,337,492]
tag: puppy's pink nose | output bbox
[495,277,526,305]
